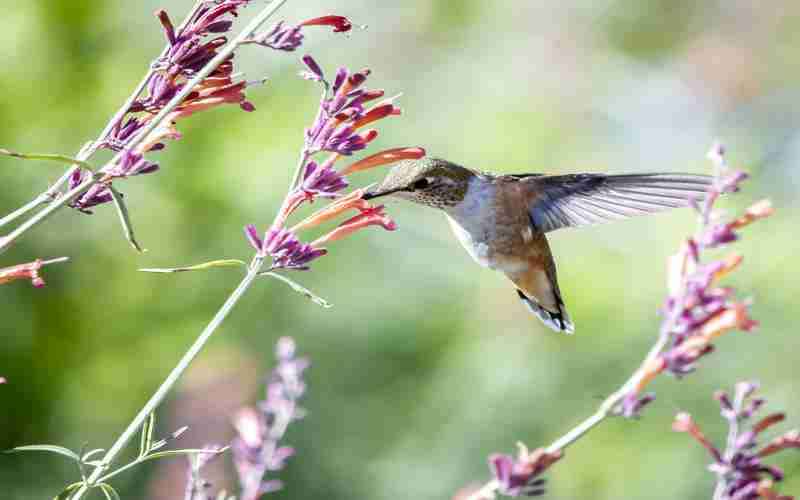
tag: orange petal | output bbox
[700,303,757,341]
[352,104,399,129]
[291,189,369,232]
[711,254,743,283]
[311,205,396,246]
[633,357,667,393]
[731,199,774,229]
[340,147,426,175]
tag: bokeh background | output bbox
[1,1,799,499]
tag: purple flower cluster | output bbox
[241,57,422,271]
[488,445,563,497]
[244,226,327,270]
[303,60,400,156]
[69,4,355,214]
[69,1,257,213]
[300,158,349,198]
[69,151,160,213]
[248,21,304,51]
[674,382,800,500]
[110,1,257,151]
[620,145,772,418]
[231,337,309,500]
[247,16,352,52]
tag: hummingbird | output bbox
[363,157,712,334]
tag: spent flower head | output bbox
[488,444,563,497]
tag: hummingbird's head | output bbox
[363,157,474,209]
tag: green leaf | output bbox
[139,260,247,274]
[6,444,80,462]
[263,271,332,308]
[144,447,228,464]
[98,483,121,500]
[53,482,83,500]
[0,148,95,172]
[139,413,155,458]
[108,185,145,253]
[150,424,188,452]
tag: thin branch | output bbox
[0,196,49,230]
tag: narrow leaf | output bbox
[139,412,155,458]
[99,483,121,500]
[151,424,189,452]
[263,271,332,308]
[0,149,95,172]
[6,444,79,462]
[140,260,247,274]
[108,185,145,253]
[53,482,83,500]
[142,447,228,464]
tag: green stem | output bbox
[71,257,264,500]
[0,196,49,229]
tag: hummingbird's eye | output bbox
[413,177,433,190]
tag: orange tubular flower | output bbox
[311,205,396,247]
[339,147,426,175]
[291,189,370,232]
[731,199,775,229]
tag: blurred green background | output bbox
[1,1,799,499]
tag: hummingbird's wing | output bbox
[522,173,712,233]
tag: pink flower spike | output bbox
[233,407,265,449]
[299,15,353,33]
[340,147,426,175]
[311,205,397,246]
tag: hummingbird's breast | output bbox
[445,177,539,272]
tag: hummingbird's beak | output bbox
[362,186,406,200]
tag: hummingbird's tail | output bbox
[516,289,574,334]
